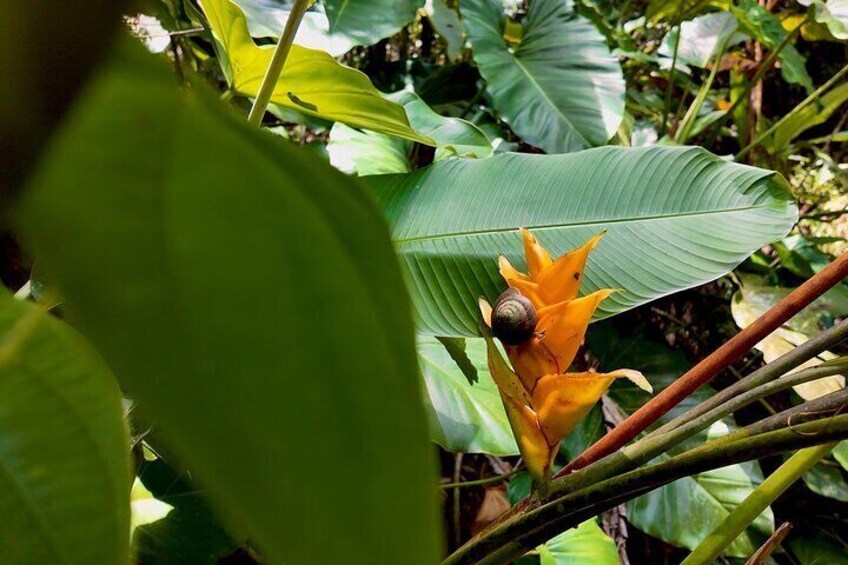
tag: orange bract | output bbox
[481,229,650,483]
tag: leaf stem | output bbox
[736,62,848,158]
[246,0,310,127]
[661,3,685,136]
[681,443,834,565]
[675,33,731,143]
[555,252,848,476]
[443,415,848,565]
[440,469,520,490]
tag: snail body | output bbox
[491,288,537,345]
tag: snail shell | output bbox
[491,288,537,346]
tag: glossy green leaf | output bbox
[18,39,441,565]
[234,0,355,55]
[732,0,813,91]
[366,146,797,336]
[0,291,130,564]
[461,0,625,153]
[592,323,773,558]
[418,336,517,454]
[323,0,423,46]
[835,441,848,471]
[199,0,430,142]
[537,520,619,565]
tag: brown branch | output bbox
[556,251,848,477]
[746,522,792,565]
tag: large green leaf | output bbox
[592,323,773,558]
[199,0,430,142]
[418,336,517,455]
[770,82,848,150]
[18,39,441,565]
[461,0,625,153]
[366,146,796,336]
[323,0,423,46]
[0,291,130,564]
[537,519,618,565]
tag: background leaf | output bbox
[537,519,619,565]
[418,336,517,454]
[658,12,742,69]
[200,0,429,142]
[0,291,130,564]
[461,0,625,153]
[18,39,441,565]
[323,0,424,47]
[367,146,797,336]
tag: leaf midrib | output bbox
[392,203,781,245]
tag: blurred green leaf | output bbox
[658,12,742,68]
[834,441,848,471]
[322,0,423,46]
[430,0,465,60]
[799,0,848,41]
[461,0,625,153]
[18,39,441,565]
[789,531,848,564]
[0,291,130,564]
[366,146,797,336]
[199,0,430,142]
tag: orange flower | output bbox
[480,229,650,483]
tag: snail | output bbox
[491,288,537,346]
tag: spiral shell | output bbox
[491,288,537,346]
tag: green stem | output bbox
[440,469,520,490]
[681,443,834,565]
[661,3,685,136]
[737,62,848,159]
[702,15,808,145]
[443,415,848,565]
[675,33,731,143]
[246,0,310,127]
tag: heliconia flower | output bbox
[479,229,651,483]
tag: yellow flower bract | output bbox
[481,229,651,483]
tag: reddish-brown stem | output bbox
[557,251,848,477]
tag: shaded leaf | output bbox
[802,461,848,502]
[418,336,517,454]
[461,0,625,153]
[770,82,848,150]
[366,146,797,336]
[0,291,130,564]
[18,39,441,565]
[436,336,479,384]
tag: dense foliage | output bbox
[2,0,848,564]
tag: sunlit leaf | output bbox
[18,39,441,565]
[537,520,618,565]
[462,0,625,153]
[366,146,796,336]
[199,0,430,142]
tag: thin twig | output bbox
[441,469,520,490]
[746,522,793,565]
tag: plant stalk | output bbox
[675,34,731,143]
[681,444,834,565]
[556,252,848,477]
[443,415,848,565]
[737,62,848,158]
[246,0,310,127]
